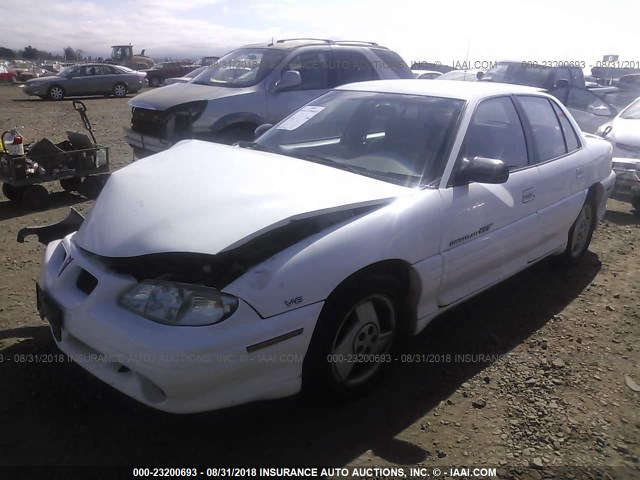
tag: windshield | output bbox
[251,90,464,187]
[192,48,287,87]
[621,98,640,119]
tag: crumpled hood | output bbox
[610,116,640,146]
[128,82,248,111]
[74,140,409,257]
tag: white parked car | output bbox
[411,70,442,79]
[596,97,640,212]
[28,80,615,413]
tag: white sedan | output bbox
[596,97,640,211]
[27,80,615,413]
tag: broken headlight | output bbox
[120,280,238,326]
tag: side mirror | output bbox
[453,157,509,186]
[254,123,273,138]
[555,79,570,88]
[476,71,484,80]
[273,70,302,92]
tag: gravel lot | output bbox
[0,84,638,479]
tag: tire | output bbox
[2,183,26,202]
[48,85,64,101]
[559,195,596,264]
[22,185,50,210]
[215,126,255,145]
[149,77,160,88]
[302,274,405,402]
[60,177,82,192]
[113,82,128,98]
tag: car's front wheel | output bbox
[48,85,65,101]
[149,77,160,88]
[302,274,404,401]
[113,82,128,98]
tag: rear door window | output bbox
[550,101,580,152]
[517,96,567,162]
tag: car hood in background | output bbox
[611,116,640,146]
[74,140,409,258]
[128,82,252,111]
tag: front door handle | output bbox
[522,187,536,203]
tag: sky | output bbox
[2,0,640,70]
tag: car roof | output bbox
[243,38,389,51]
[336,79,543,101]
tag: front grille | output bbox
[131,108,169,138]
[76,269,98,295]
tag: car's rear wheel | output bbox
[60,177,82,192]
[113,83,128,98]
[48,85,64,101]
[559,195,596,264]
[302,274,404,401]
[22,185,50,210]
[2,183,26,202]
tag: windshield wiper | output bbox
[238,141,271,152]
[289,153,369,175]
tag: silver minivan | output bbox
[124,39,413,157]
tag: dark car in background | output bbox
[143,62,200,87]
[480,60,617,133]
[164,66,208,85]
[22,63,144,100]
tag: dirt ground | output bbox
[0,84,638,479]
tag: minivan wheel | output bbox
[302,274,403,401]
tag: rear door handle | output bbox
[576,167,585,178]
[522,187,536,203]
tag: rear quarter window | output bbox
[372,50,413,79]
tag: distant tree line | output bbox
[0,46,92,62]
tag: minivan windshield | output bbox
[251,90,464,187]
[192,48,287,88]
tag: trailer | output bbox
[0,100,109,210]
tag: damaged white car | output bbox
[22,80,615,413]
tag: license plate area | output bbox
[36,284,63,342]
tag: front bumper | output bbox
[611,158,640,202]
[124,127,171,155]
[21,84,45,96]
[38,234,322,413]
